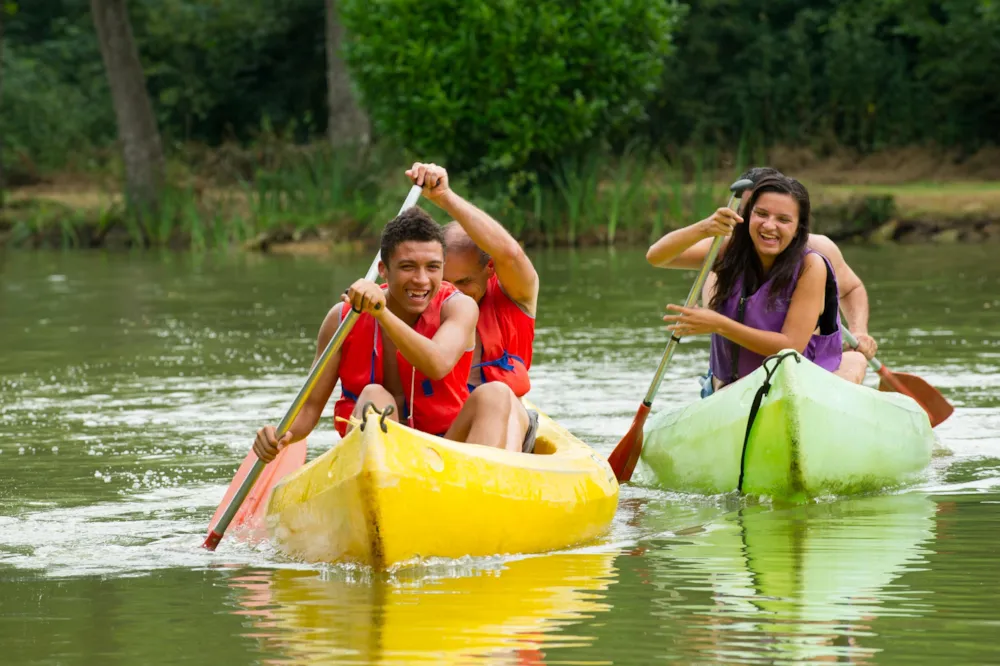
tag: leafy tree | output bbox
[340,0,684,180]
[3,0,998,176]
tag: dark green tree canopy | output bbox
[4,0,998,174]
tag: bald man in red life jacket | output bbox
[252,205,539,462]
[404,162,539,451]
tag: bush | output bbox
[2,47,113,171]
[340,0,683,182]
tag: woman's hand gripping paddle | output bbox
[841,324,954,427]
[202,185,424,551]
[607,178,754,482]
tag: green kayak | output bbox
[635,349,935,499]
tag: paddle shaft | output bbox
[203,185,423,550]
[643,190,743,405]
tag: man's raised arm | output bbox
[407,162,539,314]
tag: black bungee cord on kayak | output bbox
[737,350,802,492]
[359,401,395,433]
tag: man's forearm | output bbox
[377,310,452,380]
[840,284,870,335]
[435,190,520,260]
[286,405,323,443]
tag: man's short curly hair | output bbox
[380,206,445,262]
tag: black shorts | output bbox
[522,409,540,453]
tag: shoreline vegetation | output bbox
[2,142,999,253]
[7,1,999,254]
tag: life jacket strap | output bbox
[471,350,524,372]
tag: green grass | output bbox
[810,181,1000,218]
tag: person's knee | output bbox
[353,384,396,412]
[471,382,514,404]
[465,382,517,416]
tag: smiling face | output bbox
[747,192,801,264]
[379,240,445,317]
[443,248,493,304]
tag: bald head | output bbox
[442,221,494,303]
[443,221,490,266]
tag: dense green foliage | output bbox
[651,0,1000,153]
[4,1,113,169]
[339,0,682,178]
[3,0,998,177]
[3,0,327,170]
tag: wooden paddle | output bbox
[202,184,424,551]
[841,324,954,427]
[608,178,754,482]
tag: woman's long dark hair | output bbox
[709,175,811,311]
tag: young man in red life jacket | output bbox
[404,162,540,453]
[252,206,537,462]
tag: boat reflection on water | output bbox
[645,492,937,663]
[226,551,618,665]
[223,493,938,664]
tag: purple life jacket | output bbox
[709,249,843,386]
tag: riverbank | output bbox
[3,145,999,251]
[5,180,997,252]
[809,182,1000,245]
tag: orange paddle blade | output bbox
[607,402,651,482]
[207,440,308,542]
[877,367,954,428]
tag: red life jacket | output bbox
[471,275,534,397]
[333,282,472,436]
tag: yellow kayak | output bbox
[264,400,620,568]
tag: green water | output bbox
[2,244,998,665]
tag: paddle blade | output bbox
[206,440,308,544]
[608,402,651,482]
[877,367,954,427]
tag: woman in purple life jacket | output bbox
[660,175,848,393]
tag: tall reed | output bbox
[552,154,600,245]
[604,141,648,245]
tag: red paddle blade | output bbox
[877,368,954,428]
[608,403,651,482]
[207,440,308,543]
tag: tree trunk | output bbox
[0,8,6,210]
[325,0,369,147]
[90,0,164,223]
